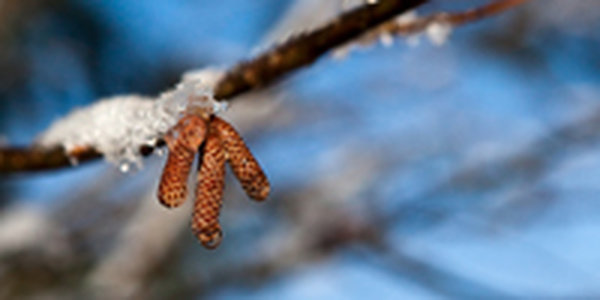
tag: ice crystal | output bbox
[37,68,224,169]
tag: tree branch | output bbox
[0,0,529,173]
[213,0,427,100]
[0,146,100,173]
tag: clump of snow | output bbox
[379,32,394,47]
[425,21,453,46]
[395,11,453,47]
[393,10,421,46]
[331,11,414,59]
[342,0,378,10]
[395,10,419,25]
[37,68,224,170]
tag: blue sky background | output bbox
[1,0,600,298]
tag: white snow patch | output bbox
[395,10,419,25]
[426,21,453,46]
[37,68,224,169]
[344,0,378,8]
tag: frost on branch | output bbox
[36,68,224,170]
[332,9,454,59]
[425,21,453,46]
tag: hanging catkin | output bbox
[157,115,207,208]
[211,116,270,201]
[192,126,226,249]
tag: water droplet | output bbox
[380,33,394,47]
[155,148,166,156]
[119,162,130,173]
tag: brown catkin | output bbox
[192,128,226,249]
[211,116,270,201]
[157,115,207,208]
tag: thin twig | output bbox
[388,0,530,35]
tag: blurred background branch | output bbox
[2,0,599,299]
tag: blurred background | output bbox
[1,0,600,299]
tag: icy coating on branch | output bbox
[36,68,225,170]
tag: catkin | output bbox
[211,116,270,201]
[192,128,226,249]
[157,115,207,208]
